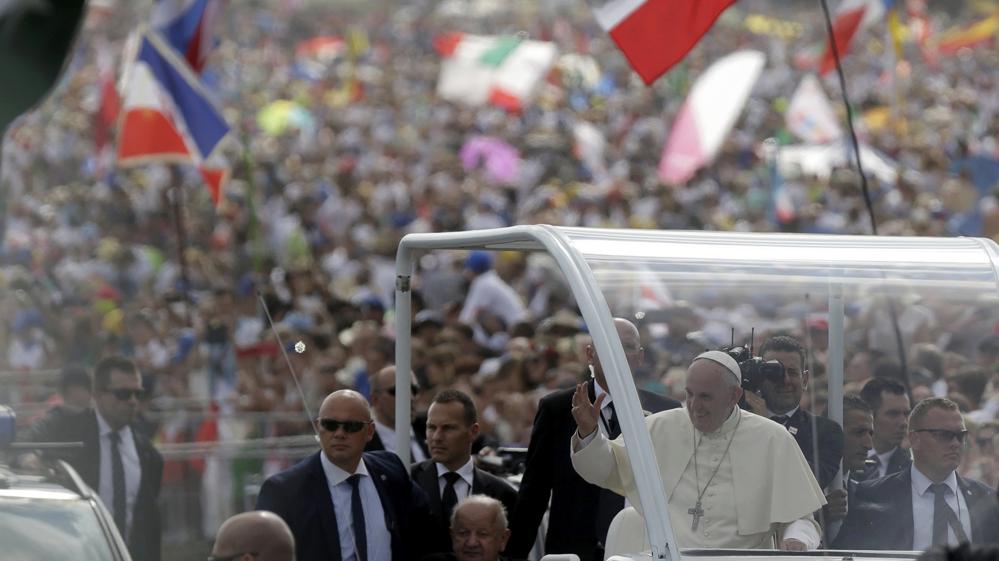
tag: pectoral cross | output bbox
[688,501,704,531]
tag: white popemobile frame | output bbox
[392,225,999,561]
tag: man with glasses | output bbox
[22,356,163,561]
[745,335,843,489]
[366,365,429,462]
[210,511,295,561]
[256,390,431,561]
[834,398,999,549]
[508,318,680,561]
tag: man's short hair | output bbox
[759,335,806,369]
[947,367,989,404]
[909,397,960,429]
[449,495,508,530]
[860,377,908,413]
[93,356,138,392]
[432,389,477,425]
[59,364,91,393]
[843,393,872,416]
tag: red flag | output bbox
[817,0,883,75]
[199,165,228,206]
[589,0,737,85]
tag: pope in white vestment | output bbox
[570,350,827,550]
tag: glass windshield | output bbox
[0,498,118,561]
[561,227,999,552]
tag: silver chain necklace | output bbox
[688,411,741,532]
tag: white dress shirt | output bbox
[910,466,971,551]
[95,410,140,538]
[374,420,427,462]
[436,457,475,499]
[319,453,392,561]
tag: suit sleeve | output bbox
[255,476,288,519]
[817,420,844,490]
[506,398,557,558]
[406,471,435,559]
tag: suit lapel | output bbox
[82,411,101,487]
[311,454,343,561]
[956,475,988,542]
[367,457,399,536]
[418,462,444,516]
[897,470,915,549]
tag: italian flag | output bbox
[436,33,557,112]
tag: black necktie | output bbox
[604,404,621,439]
[348,474,367,561]
[441,472,462,521]
[929,483,968,545]
[110,429,127,538]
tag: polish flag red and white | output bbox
[657,50,765,185]
[817,0,884,75]
[589,0,737,85]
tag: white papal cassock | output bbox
[572,406,827,549]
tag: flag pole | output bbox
[171,168,193,327]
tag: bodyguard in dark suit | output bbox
[257,390,431,561]
[410,389,517,554]
[859,377,912,480]
[507,318,680,561]
[365,366,430,461]
[834,398,999,550]
[821,395,875,545]
[748,335,843,489]
[23,356,163,561]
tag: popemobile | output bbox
[388,226,999,561]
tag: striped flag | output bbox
[588,0,737,85]
[436,33,557,111]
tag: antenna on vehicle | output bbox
[257,289,320,443]
[749,327,756,355]
[730,327,735,348]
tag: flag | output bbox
[117,30,229,166]
[150,0,225,73]
[199,165,228,206]
[93,43,120,173]
[657,50,765,185]
[589,0,737,85]
[934,14,999,56]
[818,0,884,75]
[786,74,842,144]
[436,33,557,111]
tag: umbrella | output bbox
[459,136,520,184]
[256,100,316,136]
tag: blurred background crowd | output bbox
[1,0,997,553]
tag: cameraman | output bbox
[744,335,843,489]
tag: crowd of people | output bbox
[2,0,998,558]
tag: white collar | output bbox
[320,450,371,487]
[911,464,959,497]
[435,457,475,486]
[590,366,613,410]
[698,406,741,439]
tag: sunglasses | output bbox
[106,388,144,400]
[318,418,372,433]
[912,428,970,444]
[382,385,420,397]
[207,553,258,561]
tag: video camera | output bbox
[722,344,786,394]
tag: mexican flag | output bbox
[436,32,557,111]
